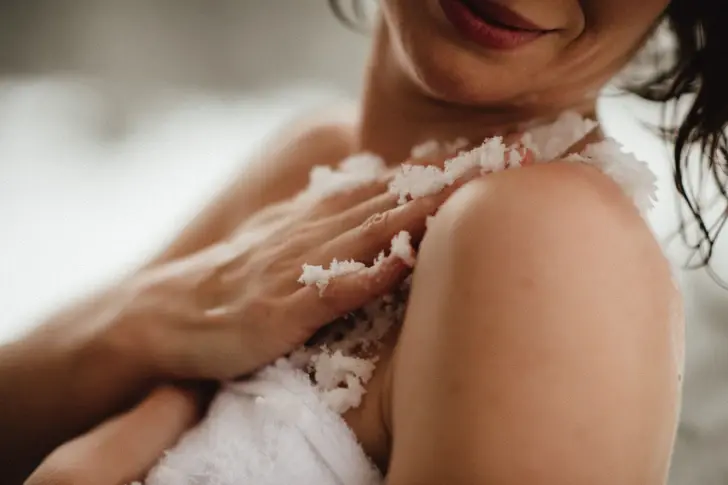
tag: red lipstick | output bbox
[440,0,550,50]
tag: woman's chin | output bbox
[392,32,551,107]
[403,51,528,106]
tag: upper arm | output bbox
[387,163,682,485]
[148,106,356,266]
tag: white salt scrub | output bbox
[298,259,367,293]
[410,139,441,160]
[390,231,416,267]
[300,152,387,200]
[311,350,377,413]
[294,232,415,413]
[298,230,416,293]
[294,111,657,415]
[565,140,658,214]
[389,135,514,204]
[521,110,599,161]
[138,112,662,485]
[410,137,469,161]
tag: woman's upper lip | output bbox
[464,0,550,32]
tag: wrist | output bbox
[47,282,159,419]
[0,282,159,481]
[78,285,159,395]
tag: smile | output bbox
[440,0,552,50]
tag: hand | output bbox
[98,170,462,383]
[21,171,456,485]
[5,157,465,484]
[25,386,200,485]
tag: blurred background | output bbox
[0,2,726,484]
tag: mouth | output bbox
[462,0,548,32]
[440,0,554,50]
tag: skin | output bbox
[28,0,684,483]
[347,2,682,483]
[8,107,447,483]
[384,164,682,484]
[2,110,356,484]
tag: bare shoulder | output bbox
[438,161,673,296]
[242,102,359,198]
[385,162,683,485]
[267,102,358,158]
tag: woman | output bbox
[21,0,726,482]
[4,99,451,482]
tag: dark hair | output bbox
[629,1,728,273]
[331,0,728,272]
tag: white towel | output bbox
[143,113,660,485]
[145,360,382,485]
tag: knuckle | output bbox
[201,304,238,326]
[243,293,281,322]
[359,211,390,238]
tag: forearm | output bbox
[0,183,246,480]
[0,111,354,481]
[0,292,151,482]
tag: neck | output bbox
[356,20,597,164]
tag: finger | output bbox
[323,202,432,266]
[26,387,200,485]
[305,176,392,218]
[293,254,410,327]
[326,146,478,230]
[319,163,457,235]
[309,147,478,231]
[321,169,479,265]
[321,189,400,235]
[239,199,293,230]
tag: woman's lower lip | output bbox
[439,0,545,50]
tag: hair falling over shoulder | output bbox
[331,0,728,276]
